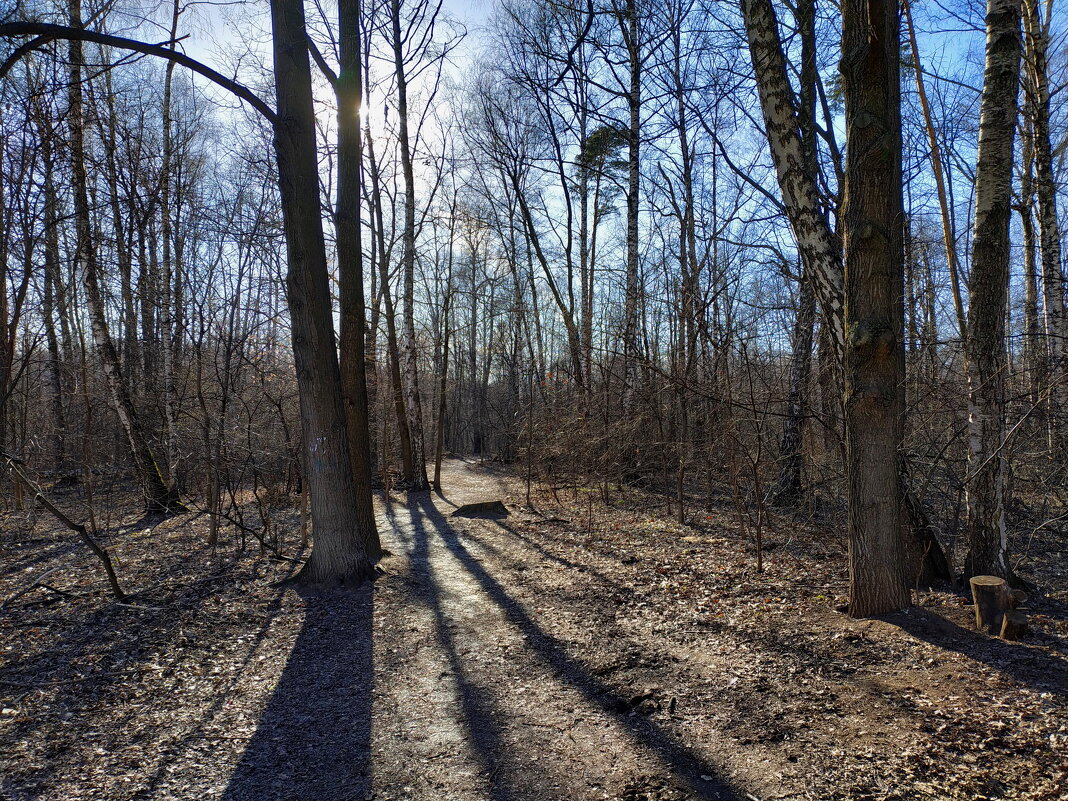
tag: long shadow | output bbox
[408,495,742,801]
[395,494,524,800]
[885,608,1068,697]
[132,563,298,799]
[220,584,374,801]
[474,519,624,590]
[0,551,289,797]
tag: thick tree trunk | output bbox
[840,0,911,616]
[269,0,372,585]
[337,0,381,555]
[963,0,1022,582]
[743,0,950,586]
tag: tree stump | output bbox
[999,610,1028,641]
[970,575,1008,634]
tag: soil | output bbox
[1,459,1065,801]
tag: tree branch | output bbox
[0,22,276,124]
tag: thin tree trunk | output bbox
[770,0,818,506]
[390,0,429,490]
[364,124,415,480]
[903,0,968,341]
[337,0,381,555]
[68,0,178,515]
[1018,111,1044,407]
[770,269,816,505]
[1022,0,1067,424]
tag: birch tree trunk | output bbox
[1022,0,1067,426]
[68,0,179,515]
[1018,109,1045,407]
[768,0,818,506]
[963,0,1022,582]
[740,0,844,358]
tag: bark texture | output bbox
[337,0,382,555]
[963,0,1022,582]
[270,0,372,585]
[840,0,910,616]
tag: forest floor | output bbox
[0,458,1066,801]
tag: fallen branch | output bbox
[0,567,63,609]
[1,450,125,601]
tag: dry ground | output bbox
[0,459,1065,801]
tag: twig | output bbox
[0,568,62,609]
[0,451,125,601]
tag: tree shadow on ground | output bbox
[406,494,742,801]
[884,608,1068,697]
[220,583,374,801]
[397,496,525,801]
[467,520,624,590]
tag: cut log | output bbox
[999,610,1028,641]
[451,501,509,518]
[970,575,1008,634]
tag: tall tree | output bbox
[962,0,1023,581]
[840,0,910,616]
[336,0,381,554]
[269,0,374,584]
[1021,0,1066,422]
[743,0,949,585]
[388,0,431,490]
[67,0,180,516]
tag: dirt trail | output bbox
[369,459,734,801]
[4,458,1064,800]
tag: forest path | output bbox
[5,458,1064,800]
[364,458,739,801]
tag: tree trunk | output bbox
[770,268,815,505]
[1018,110,1044,407]
[622,0,641,404]
[963,0,1022,582]
[390,0,429,490]
[269,0,372,585]
[903,0,968,341]
[1022,0,1067,425]
[336,0,381,556]
[743,0,950,586]
[68,0,178,516]
[840,0,910,616]
[364,123,415,481]
[741,0,845,357]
